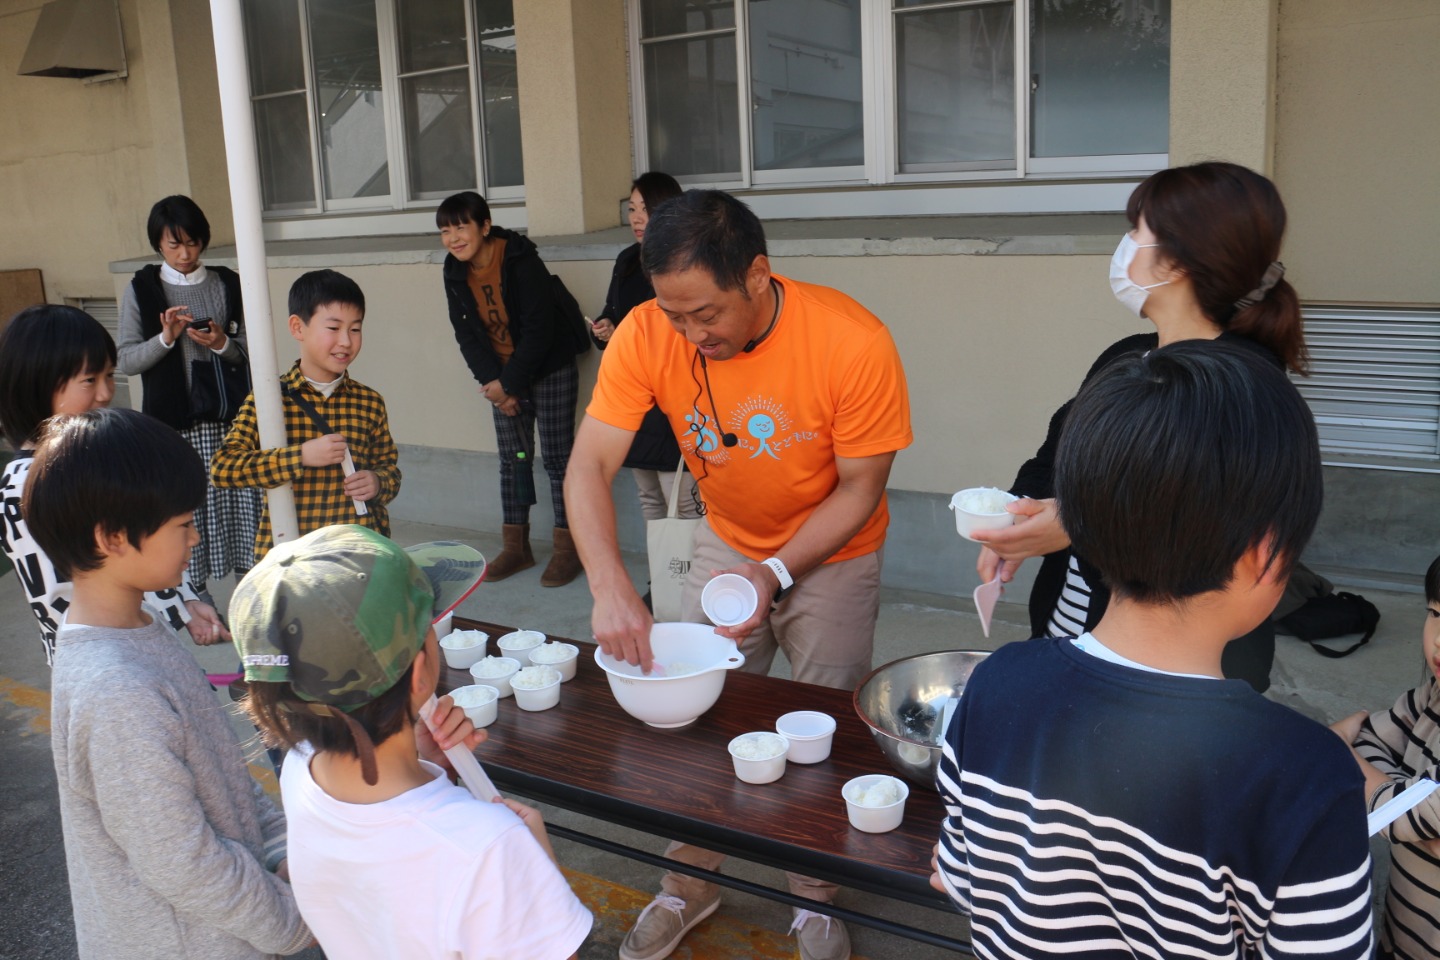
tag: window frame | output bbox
[244,0,524,223]
[627,0,1170,211]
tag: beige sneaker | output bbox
[618,892,722,960]
[790,908,851,960]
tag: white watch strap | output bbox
[762,557,793,591]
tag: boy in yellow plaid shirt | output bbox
[212,269,400,559]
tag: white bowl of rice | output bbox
[529,641,579,682]
[510,665,561,712]
[448,684,499,728]
[843,774,909,833]
[468,656,521,697]
[727,732,789,784]
[496,629,546,665]
[948,487,1018,541]
[440,629,490,670]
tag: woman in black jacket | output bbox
[590,174,701,556]
[973,162,1306,692]
[439,191,581,586]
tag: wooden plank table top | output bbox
[443,619,952,909]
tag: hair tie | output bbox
[1233,261,1285,311]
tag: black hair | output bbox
[146,195,211,253]
[1055,340,1322,604]
[1426,556,1440,606]
[0,305,117,448]
[641,189,767,294]
[288,269,366,323]
[1127,162,1306,374]
[242,663,418,763]
[435,191,491,230]
[631,171,683,216]
[22,407,207,581]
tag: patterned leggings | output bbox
[491,363,578,527]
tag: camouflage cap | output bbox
[231,524,487,710]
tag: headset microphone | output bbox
[699,354,739,447]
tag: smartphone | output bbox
[187,317,213,332]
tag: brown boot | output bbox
[541,526,583,587]
[487,523,535,581]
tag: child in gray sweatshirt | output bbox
[23,407,312,959]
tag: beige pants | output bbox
[660,519,883,903]
[633,468,702,522]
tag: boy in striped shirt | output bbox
[933,342,1373,959]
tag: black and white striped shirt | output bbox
[936,638,1374,959]
[1354,674,1440,958]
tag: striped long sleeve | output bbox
[936,638,1373,959]
[1354,675,1440,957]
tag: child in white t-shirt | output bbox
[232,524,591,959]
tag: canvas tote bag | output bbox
[646,462,699,622]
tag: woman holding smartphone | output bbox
[118,195,259,603]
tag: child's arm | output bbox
[74,683,311,954]
[1350,684,1440,843]
[212,395,343,490]
[353,393,400,505]
[211,394,303,490]
[1261,784,1373,958]
[931,715,972,911]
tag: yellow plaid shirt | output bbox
[211,362,400,559]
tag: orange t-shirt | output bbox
[465,239,514,363]
[587,274,911,562]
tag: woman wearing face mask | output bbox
[972,162,1305,691]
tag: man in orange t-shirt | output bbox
[565,189,911,960]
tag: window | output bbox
[631,0,1169,193]
[242,0,524,215]
[1295,305,1440,465]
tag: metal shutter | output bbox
[1296,304,1440,462]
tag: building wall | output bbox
[0,0,223,302]
[1273,0,1440,304]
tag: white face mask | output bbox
[1109,233,1169,317]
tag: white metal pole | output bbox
[208,0,298,546]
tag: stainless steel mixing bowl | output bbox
[852,650,990,788]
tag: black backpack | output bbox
[1276,591,1382,658]
[551,275,591,357]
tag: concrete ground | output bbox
[0,516,1425,958]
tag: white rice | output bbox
[511,666,559,690]
[498,630,544,652]
[731,734,786,761]
[444,630,486,648]
[450,686,497,707]
[471,656,518,678]
[658,660,701,678]
[958,487,1014,515]
[849,778,903,808]
[530,642,577,664]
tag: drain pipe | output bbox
[208,0,299,546]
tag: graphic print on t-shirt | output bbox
[680,394,818,467]
[477,281,509,347]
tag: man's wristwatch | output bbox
[762,556,794,603]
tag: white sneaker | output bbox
[618,892,722,960]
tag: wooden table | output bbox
[443,620,971,953]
